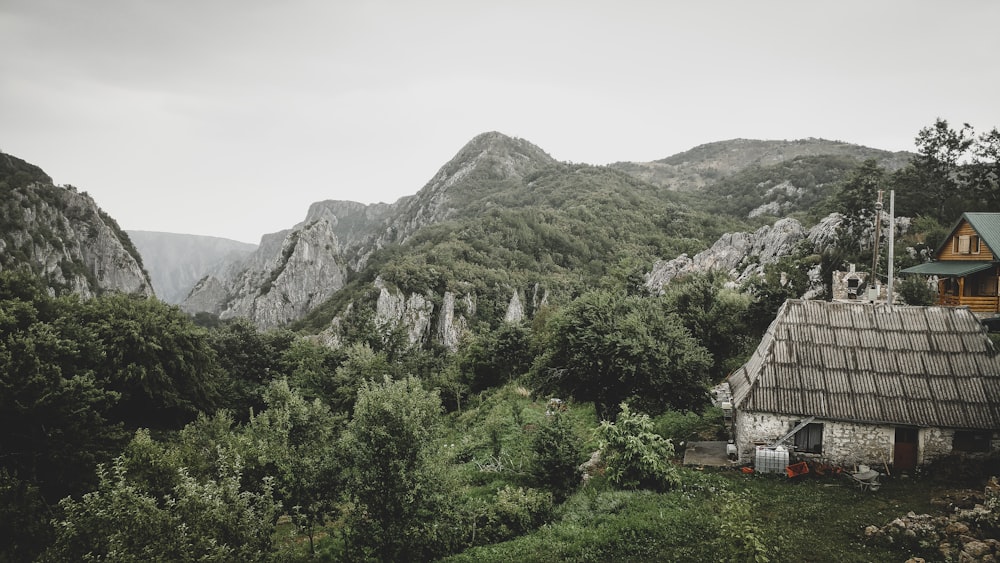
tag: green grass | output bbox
[441,469,949,563]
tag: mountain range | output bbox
[1,133,912,345]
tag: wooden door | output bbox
[894,428,919,471]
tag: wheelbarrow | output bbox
[849,465,881,492]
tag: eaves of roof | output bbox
[900,261,994,277]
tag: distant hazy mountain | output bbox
[127,231,257,304]
[0,151,152,297]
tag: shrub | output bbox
[897,275,937,306]
[530,412,585,501]
[596,403,680,491]
[472,486,553,544]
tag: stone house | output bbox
[726,299,1000,470]
[901,212,1000,314]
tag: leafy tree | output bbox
[897,275,937,306]
[329,342,392,414]
[896,118,974,221]
[343,376,454,561]
[280,337,344,405]
[529,412,584,502]
[661,272,754,378]
[459,322,534,393]
[831,160,890,254]
[79,294,222,429]
[427,361,471,413]
[970,128,1000,205]
[533,290,712,420]
[0,469,53,562]
[596,403,680,491]
[0,271,124,503]
[246,379,343,556]
[208,319,297,420]
[44,449,281,562]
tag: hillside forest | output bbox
[2,119,1000,561]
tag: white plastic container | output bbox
[754,445,789,474]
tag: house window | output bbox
[955,235,982,254]
[953,430,991,453]
[957,235,971,254]
[794,423,823,454]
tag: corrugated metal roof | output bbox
[728,299,1000,429]
[966,213,1000,255]
[900,261,993,276]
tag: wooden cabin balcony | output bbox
[937,294,1000,313]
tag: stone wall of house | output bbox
[733,410,791,459]
[822,421,894,466]
[732,411,982,468]
[922,427,954,463]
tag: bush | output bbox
[597,403,680,491]
[530,412,585,501]
[897,275,937,306]
[471,486,553,545]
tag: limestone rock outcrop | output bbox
[645,216,822,294]
[183,217,349,329]
[0,153,152,298]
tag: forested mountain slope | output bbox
[610,138,912,193]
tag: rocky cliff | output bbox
[181,132,915,345]
[644,212,911,297]
[182,216,351,328]
[0,152,152,297]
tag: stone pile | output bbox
[868,477,1000,562]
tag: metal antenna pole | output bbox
[887,190,895,307]
[871,191,884,301]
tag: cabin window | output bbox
[957,235,971,254]
[955,235,982,254]
[794,423,823,454]
[953,430,991,453]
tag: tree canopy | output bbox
[533,290,712,420]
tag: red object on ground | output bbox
[741,466,754,474]
[785,461,809,478]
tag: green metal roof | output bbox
[900,261,994,276]
[936,212,1000,256]
[965,213,1000,255]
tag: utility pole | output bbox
[870,190,884,301]
[887,190,895,306]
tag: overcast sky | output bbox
[2,1,998,244]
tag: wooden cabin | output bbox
[901,212,1000,313]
